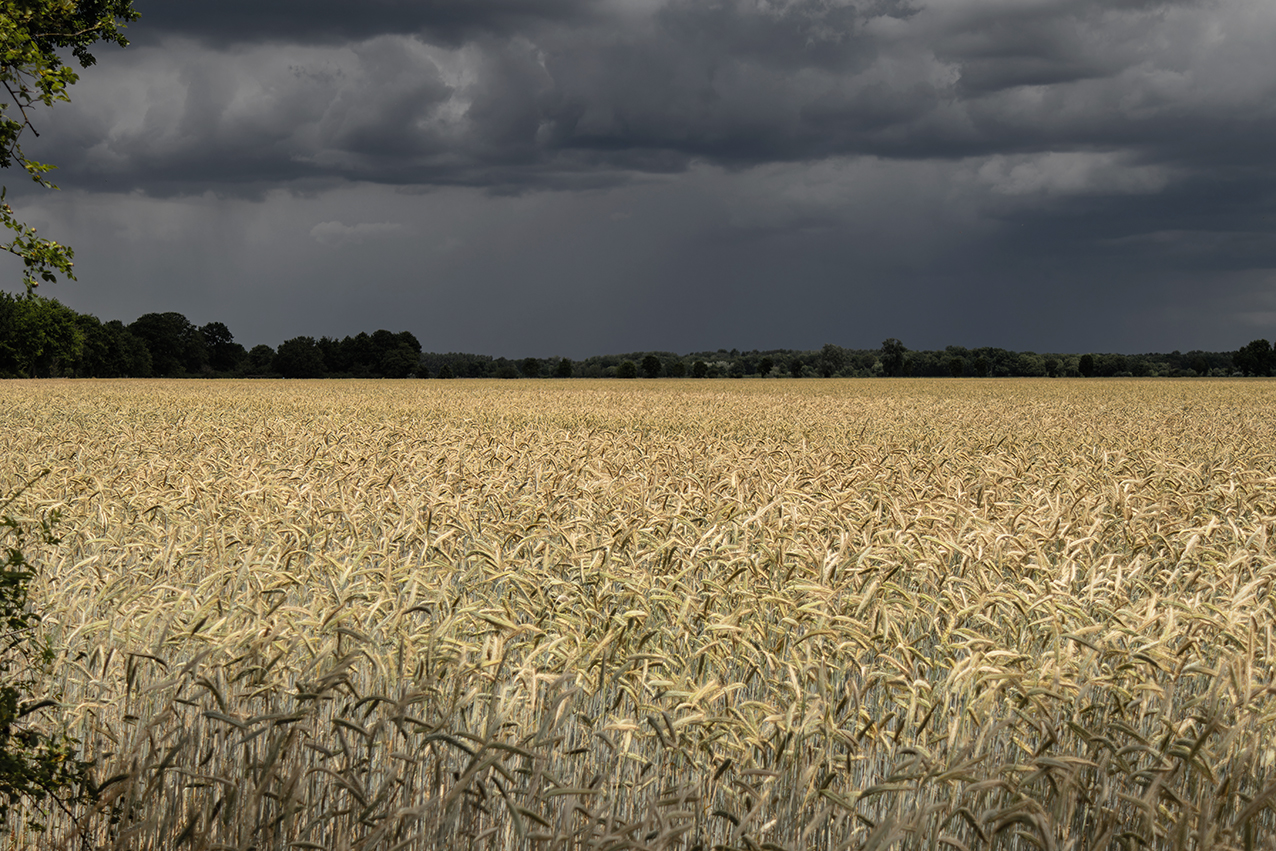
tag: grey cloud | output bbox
[8,0,1275,364]
[27,0,1273,200]
[310,221,406,246]
[128,0,592,46]
[8,0,1272,327]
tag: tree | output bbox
[0,294,80,376]
[380,346,419,378]
[200,322,244,374]
[71,313,108,376]
[880,338,906,377]
[2,0,138,294]
[245,344,275,375]
[274,336,325,378]
[129,312,208,377]
[640,354,661,378]
[617,360,638,378]
[1234,339,1273,377]
[340,332,375,376]
[817,343,845,378]
[316,336,348,374]
[554,358,572,378]
[105,321,150,376]
[1078,354,1096,377]
[757,356,774,377]
[61,317,150,378]
[520,357,541,378]
[691,360,708,378]
[374,330,421,378]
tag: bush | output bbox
[1,474,94,834]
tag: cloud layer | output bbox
[37,0,1276,194]
[7,0,1276,355]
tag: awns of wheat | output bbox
[2,377,1275,850]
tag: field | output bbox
[2,378,1276,850]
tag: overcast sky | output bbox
[6,0,1276,356]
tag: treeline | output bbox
[0,295,1269,379]
[558,344,1241,379]
[0,298,422,378]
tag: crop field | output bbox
[2,378,1276,850]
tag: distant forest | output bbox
[2,295,1274,380]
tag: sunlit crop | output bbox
[3,378,1276,850]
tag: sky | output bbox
[5,0,1276,357]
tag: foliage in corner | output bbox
[0,473,92,832]
[1,0,139,292]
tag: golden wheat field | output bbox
[3,378,1276,851]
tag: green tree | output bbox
[691,360,708,378]
[817,343,845,378]
[617,360,638,378]
[274,336,325,378]
[1233,339,1272,377]
[0,294,81,376]
[757,356,774,377]
[128,312,208,376]
[70,312,108,376]
[2,0,138,293]
[880,338,906,377]
[554,358,572,378]
[339,332,374,376]
[380,346,419,378]
[245,344,275,375]
[640,354,661,378]
[104,321,150,376]
[374,331,420,378]
[200,322,244,374]
[1099,353,1128,377]
[947,356,964,378]
[1078,353,1096,377]
[520,357,541,378]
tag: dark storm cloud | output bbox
[128,0,593,46]
[32,0,1272,198]
[12,0,1276,357]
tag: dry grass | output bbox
[2,378,1276,850]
